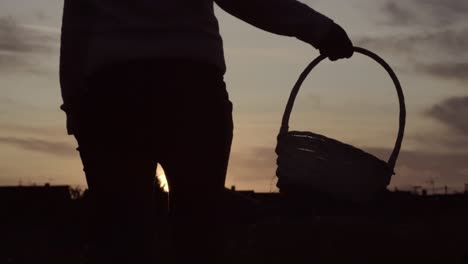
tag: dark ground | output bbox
[1,186,467,264]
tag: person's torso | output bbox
[61,0,225,76]
[87,0,219,33]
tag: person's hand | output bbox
[318,23,354,61]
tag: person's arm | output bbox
[215,0,331,48]
[214,0,353,60]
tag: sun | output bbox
[157,174,169,192]
[156,164,169,192]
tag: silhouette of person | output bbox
[59,1,353,263]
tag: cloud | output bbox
[0,97,15,104]
[404,96,468,154]
[410,132,468,154]
[381,2,414,26]
[426,96,468,135]
[357,1,468,83]
[356,27,468,83]
[0,136,75,157]
[0,122,65,136]
[381,0,468,27]
[358,4,468,156]
[367,147,468,190]
[419,63,468,82]
[358,28,468,57]
[0,16,56,53]
[0,16,59,71]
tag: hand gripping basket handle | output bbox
[279,47,406,170]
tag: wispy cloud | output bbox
[0,17,54,54]
[418,63,468,82]
[426,96,468,135]
[0,96,15,105]
[359,2,468,160]
[0,136,75,157]
[357,28,468,58]
[380,2,414,26]
[368,147,468,189]
[358,2,468,84]
[381,0,468,27]
[393,96,468,155]
[0,16,59,71]
[0,122,64,136]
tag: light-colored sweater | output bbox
[59,0,333,133]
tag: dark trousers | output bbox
[73,60,233,263]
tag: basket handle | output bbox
[279,47,406,170]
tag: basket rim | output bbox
[278,47,406,171]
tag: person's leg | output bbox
[73,66,160,264]
[155,62,234,263]
[76,141,157,264]
[74,59,233,263]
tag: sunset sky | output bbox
[1,0,467,193]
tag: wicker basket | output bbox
[276,47,406,201]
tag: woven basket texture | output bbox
[276,131,393,199]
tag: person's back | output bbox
[60,1,353,263]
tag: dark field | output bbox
[1,186,468,264]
